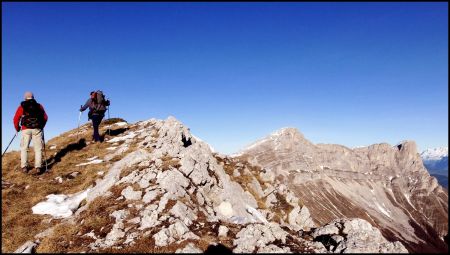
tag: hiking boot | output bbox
[34,167,45,175]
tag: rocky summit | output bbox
[235,127,448,253]
[2,117,434,253]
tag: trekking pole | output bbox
[42,129,48,172]
[107,104,111,136]
[2,132,18,157]
[77,108,82,140]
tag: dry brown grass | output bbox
[99,236,192,253]
[36,191,131,253]
[1,119,135,253]
[161,154,181,171]
[36,222,88,253]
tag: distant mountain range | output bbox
[420,147,448,188]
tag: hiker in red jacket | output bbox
[13,91,48,174]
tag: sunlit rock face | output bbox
[236,127,448,253]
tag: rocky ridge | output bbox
[10,117,407,253]
[235,127,448,253]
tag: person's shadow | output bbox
[46,138,86,170]
[204,243,233,254]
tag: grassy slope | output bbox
[1,118,126,253]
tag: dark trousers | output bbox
[91,114,103,142]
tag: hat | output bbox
[24,91,34,100]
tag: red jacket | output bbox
[13,101,48,132]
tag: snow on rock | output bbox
[76,159,103,166]
[104,144,129,161]
[245,204,269,224]
[32,189,90,218]
[113,122,128,127]
[421,147,448,161]
[107,131,137,143]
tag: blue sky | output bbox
[2,2,448,154]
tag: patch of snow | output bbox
[107,132,137,143]
[114,122,128,127]
[106,147,117,151]
[49,145,56,150]
[97,171,104,176]
[87,156,98,161]
[32,189,90,218]
[76,159,103,166]
[245,205,269,224]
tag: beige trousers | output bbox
[20,128,44,168]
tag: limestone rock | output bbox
[175,242,203,253]
[218,225,229,238]
[233,223,288,253]
[153,220,199,246]
[14,241,38,253]
[121,186,142,200]
[312,218,408,253]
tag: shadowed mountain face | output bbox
[422,153,448,189]
[235,128,448,253]
[424,156,448,174]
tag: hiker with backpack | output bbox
[79,90,110,143]
[13,91,48,174]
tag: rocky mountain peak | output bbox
[239,127,448,253]
[271,127,304,138]
[421,147,448,161]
